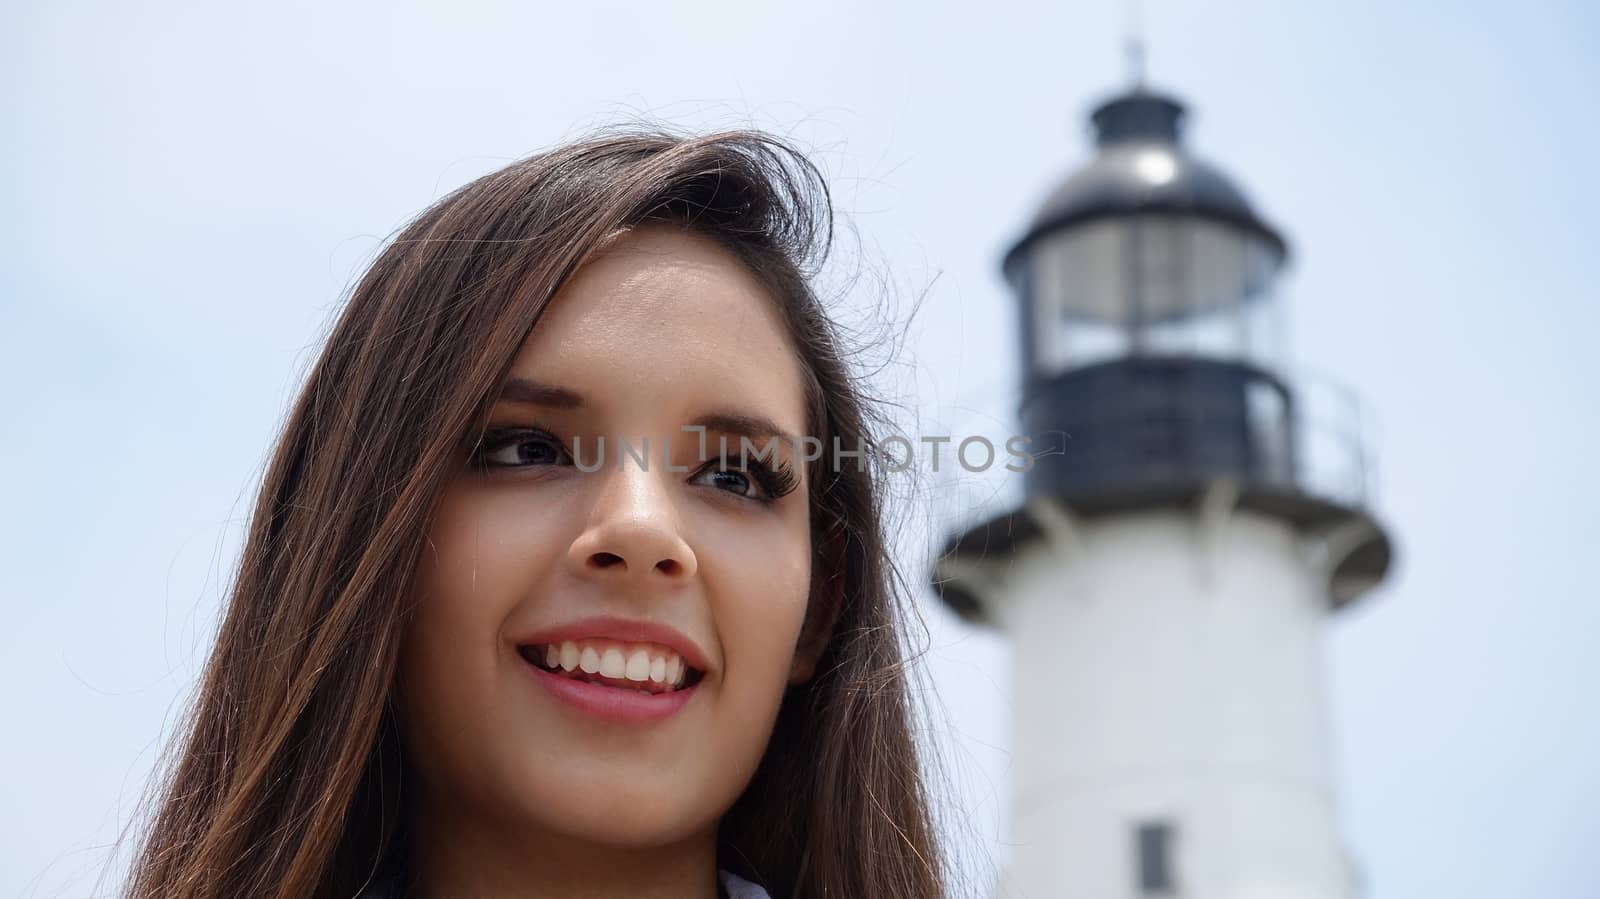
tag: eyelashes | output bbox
[737,453,800,501]
[471,427,800,504]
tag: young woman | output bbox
[120,130,950,899]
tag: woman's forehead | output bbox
[505,227,808,432]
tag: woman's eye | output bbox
[693,463,758,498]
[691,456,798,503]
[477,430,571,468]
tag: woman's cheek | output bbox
[723,536,812,687]
[401,482,557,759]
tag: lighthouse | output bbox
[933,85,1394,899]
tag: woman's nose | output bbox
[566,464,698,585]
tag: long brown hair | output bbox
[121,128,949,899]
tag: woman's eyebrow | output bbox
[689,412,800,448]
[495,377,585,408]
[495,378,798,444]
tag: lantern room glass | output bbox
[1026,213,1285,376]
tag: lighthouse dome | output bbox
[1032,144,1255,228]
[1013,89,1287,264]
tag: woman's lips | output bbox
[524,655,698,724]
[517,614,712,675]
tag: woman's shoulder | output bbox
[356,868,773,898]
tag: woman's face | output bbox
[397,226,815,850]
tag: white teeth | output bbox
[625,649,651,681]
[536,639,694,688]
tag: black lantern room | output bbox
[937,87,1392,621]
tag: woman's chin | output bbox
[501,773,715,847]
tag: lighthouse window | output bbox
[1135,820,1177,894]
[1029,224,1132,372]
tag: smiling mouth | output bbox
[518,642,705,696]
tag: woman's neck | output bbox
[405,802,723,899]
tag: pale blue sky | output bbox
[4,1,1596,896]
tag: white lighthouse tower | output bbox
[934,86,1394,899]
